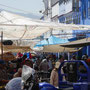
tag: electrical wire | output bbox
[0,3,35,14]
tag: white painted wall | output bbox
[59,0,72,16]
[52,3,59,17]
[43,31,51,39]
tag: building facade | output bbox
[58,0,90,57]
[43,0,73,39]
[43,0,90,57]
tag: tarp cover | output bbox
[0,11,90,40]
[0,44,32,53]
[60,37,90,47]
[34,36,83,52]
[35,36,69,47]
[47,36,69,44]
[41,44,82,53]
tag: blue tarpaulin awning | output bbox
[35,36,69,47]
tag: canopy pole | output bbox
[68,52,70,60]
[1,31,3,60]
[58,52,59,59]
[87,46,89,56]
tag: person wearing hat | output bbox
[50,61,65,88]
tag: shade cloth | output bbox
[40,44,82,53]
[47,36,69,44]
[0,44,32,60]
[34,36,83,53]
[35,36,69,47]
[60,37,90,48]
[0,43,32,53]
[4,45,31,53]
[0,11,90,40]
[35,39,48,47]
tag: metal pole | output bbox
[48,0,51,21]
[1,31,3,60]
[68,52,70,60]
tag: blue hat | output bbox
[0,60,5,64]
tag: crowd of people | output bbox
[0,52,90,90]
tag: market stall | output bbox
[0,11,90,40]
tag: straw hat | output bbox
[55,61,61,69]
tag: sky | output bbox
[0,0,44,17]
